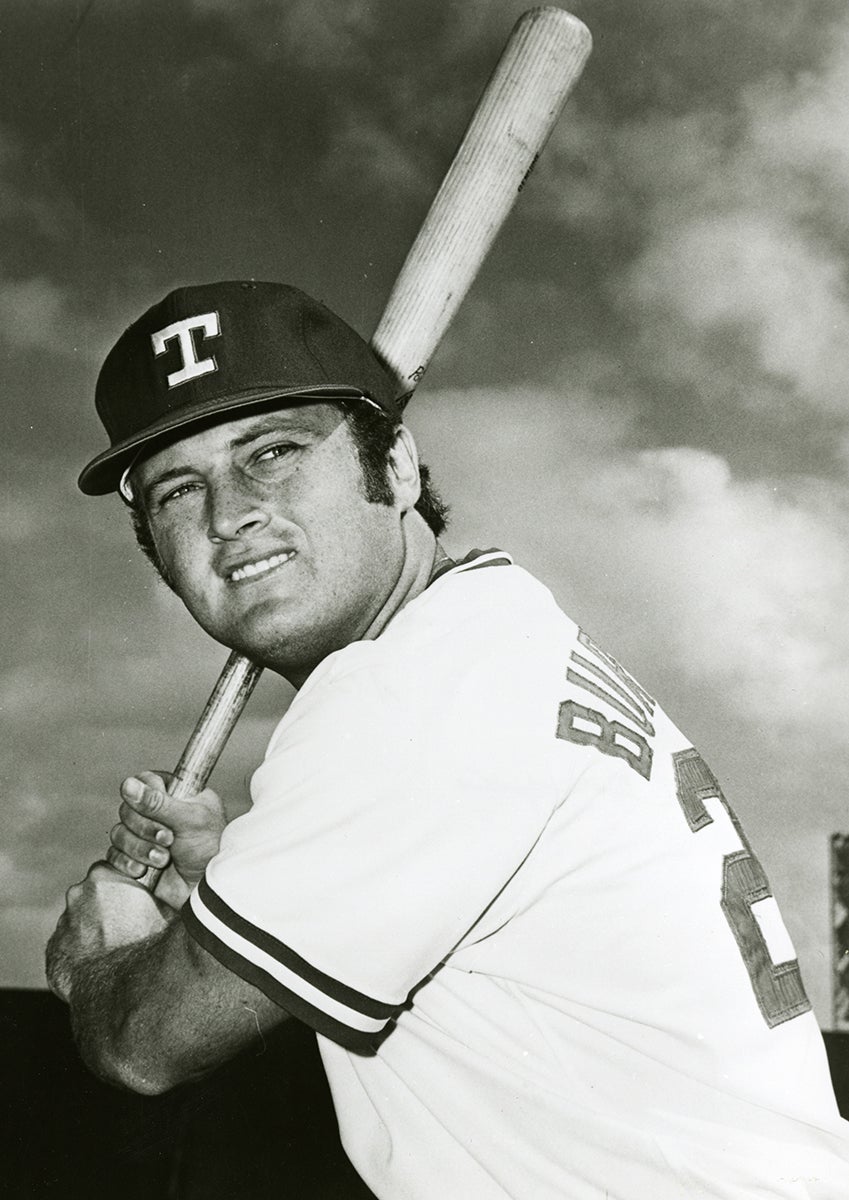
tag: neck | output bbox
[276,513,440,690]
[359,511,439,644]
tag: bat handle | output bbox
[136,651,264,892]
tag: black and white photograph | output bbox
[2,2,849,1196]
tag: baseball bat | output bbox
[135,6,591,891]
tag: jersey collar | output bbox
[428,548,513,587]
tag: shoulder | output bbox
[388,550,573,654]
[258,555,572,762]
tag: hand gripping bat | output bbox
[135,6,591,890]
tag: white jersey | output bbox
[185,552,849,1198]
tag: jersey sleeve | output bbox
[183,629,569,1048]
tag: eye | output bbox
[244,439,305,480]
[157,480,203,507]
[254,441,298,463]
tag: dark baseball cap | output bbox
[78,280,401,496]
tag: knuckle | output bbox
[124,833,145,860]
[143,789,166,816]
[110,848,141,878]
[121,808,145,836]
[139,771,167,790]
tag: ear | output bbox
[386,424,421,513]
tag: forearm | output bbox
[67,932,179,1094]
[63,913,287,1094]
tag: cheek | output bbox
[338,500,404,582]
[151,524,208,598]
[152,527,181,575]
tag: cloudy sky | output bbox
[2,0,849,1027]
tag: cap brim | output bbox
[78,383,391,496]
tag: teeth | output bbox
[229,551,293,582]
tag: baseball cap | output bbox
[78,280,401,496]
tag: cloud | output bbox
[0,907,58,989]
[585,448,849,725]
[622,213,849,416]
[743,26,849,207]
[0,277,71,351]
[607,21,849,421]
[0,485,42,544]
[320,116,434,201]
[0,118,80,244]
[506,7,849,439]
[0,126,118,364]
[188,0,381,68]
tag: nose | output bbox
[206,472,270,542]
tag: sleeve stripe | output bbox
[189,877,398,1024]
[182,901,385,1046]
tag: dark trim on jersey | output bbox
[190,877,397,1022]
[183,902,381,1051]
[430,548,512,585]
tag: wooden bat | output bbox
[136,6,591,890]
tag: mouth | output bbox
[226,550,296,583]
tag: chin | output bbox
[219,610,340,678]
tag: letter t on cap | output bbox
[151,312,221,388]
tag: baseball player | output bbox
[47,281,849,1198]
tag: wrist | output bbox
[154,865,196,911]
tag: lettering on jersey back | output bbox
[556,630,656,781]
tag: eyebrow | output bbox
[138,411,323,502]
[228,412,315,448]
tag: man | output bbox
[47,279,849,1198]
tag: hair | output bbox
[128,402,449,588]
[341,401,449,536]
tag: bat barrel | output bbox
[371,7,591,397]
